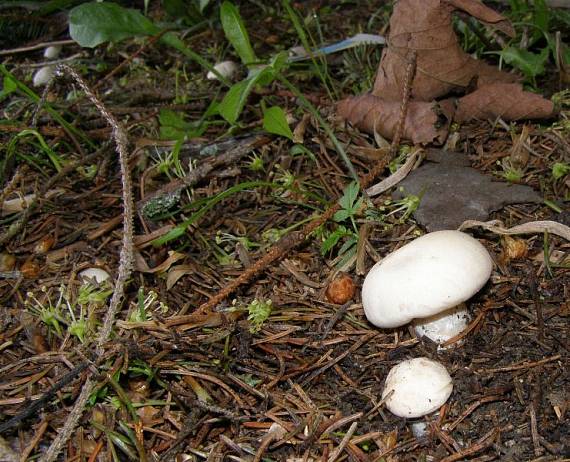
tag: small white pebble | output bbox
[33,65,55,87]
[206,60,239,81]
[43,45,62,59]
[289,45,308,58]
[79,267,111,284]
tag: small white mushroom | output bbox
[33,65,55,87]
[44,45,62,59]
[79,267,111,284]
[361,230,493,344]
[382,357,453,418]
[206,60,239,81]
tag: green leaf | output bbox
[262,106,293,140]
[531,0,550,43]
[220,1,256,66]
[339,181,360,211]
[217,52,286,124]
[500,46,549,81]
[0,74,17,102]
[218,67,274,123]
[158,109,206,140]
[321,228,345,255]
[338,235,357,256]
[333,209,350,222]
[69,2,160,48]
[199,0,212,13]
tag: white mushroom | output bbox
[33,65,55,87]
[79,267,110,284]
[382,357,453,418]
[206,60,239,81]
[361,230,492,344]
[44,45,62,59]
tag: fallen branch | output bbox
[138,135,271,218]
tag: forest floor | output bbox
[0,1,569,461]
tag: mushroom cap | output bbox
[362,230,492,328]
[382,357,453,418]
[413,304,469,345]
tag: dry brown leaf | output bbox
[337,95,454,144]
[135,250,185,274]
[338,0,555,143]
[455,83,556,121]
[372,0,516,101]
[459,219,570,241]
[166,264,195,290]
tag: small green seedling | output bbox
[317,181,366,269]
[499,159,525,183]
[129,288,168,323]
[216,231,260,251]
[384,188,423,222]
[247,152,265,172]
[245,299,272,333]
[26,289,64,338]
[552,162,570,180]
[334,181,363,233]
[77,282,113,307]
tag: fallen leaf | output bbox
[135,250,185,274]
[454,83,555,121]
[166,264,195,290]
[338,95,454,144]
[372,0,516,102]
[338,0,555,143]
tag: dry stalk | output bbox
[389,49,417,158]
[36,64,135,462]
[0,164,28,207]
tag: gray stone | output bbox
[393,150,542,231]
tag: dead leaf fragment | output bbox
[500,236,529,262]
[459,219,570,242]
[338,95,454,144]
[455,83,556,122]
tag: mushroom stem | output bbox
[413,303,469,347]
